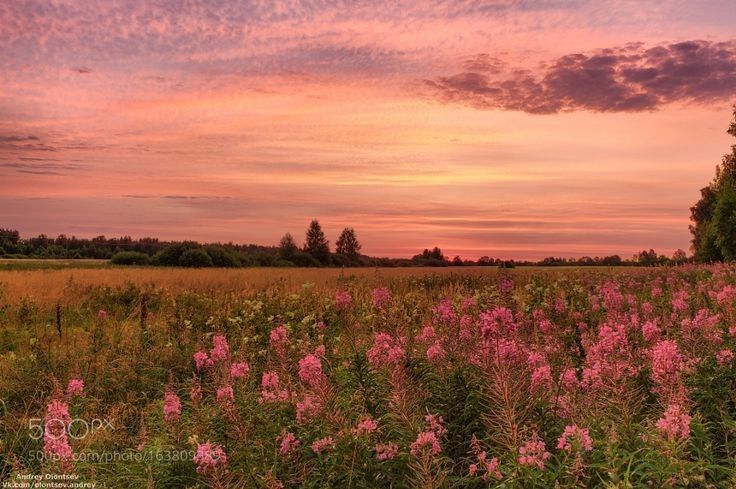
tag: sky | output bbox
[1,0,735,260]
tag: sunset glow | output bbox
[2,1,735,258]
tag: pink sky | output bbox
[1,1,735,259]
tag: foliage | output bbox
[110,251,150,266]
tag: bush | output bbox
[204,245,241,267]
[178,248,214,268]
[110,251,150,266]
[290,251,322,267]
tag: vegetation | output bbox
[1,265,736,487]
[691,106,736,262]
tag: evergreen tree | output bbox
[304,220,330,264]
[335,227,362,258]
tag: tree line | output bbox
[1,222,688,268]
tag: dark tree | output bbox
[691,107,736,261]
[279,233,299,260]
[304,220,330,264]
[335,227,361,258]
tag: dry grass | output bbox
[0,266,508,304]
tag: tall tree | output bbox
[690,107,736,261]
[278,232,298,260]
[335,227,361,258]
[304,220,330,264]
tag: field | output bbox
[0,265,735,488]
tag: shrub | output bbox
[110,251,150,266]
[178,248,214,268]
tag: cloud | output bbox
[0,160,82,175]
[426,40,736,113]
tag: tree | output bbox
[672,249,688,264]
[691,107,736,261]
[279,233,299,260]
[178,248,214,268]
[304,220,330,264]
[110,251,150,265]
[335,227,361,258]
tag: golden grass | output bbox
[0,266,507,304]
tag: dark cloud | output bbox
[72,66,91,74]
[427,40,736,113]
[0,161,82,175]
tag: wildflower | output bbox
[641,321,660,342]
[163,390,182,423]
[190,381,202,404]
[298,353,324,387]
[479,306,514,337]
[194,442,227,474]
[97,309,107,321]
[560,368,580,391]
[314,344,326,357]
[354,417,378,435]
[65,378,84,398]
[278,431,301,456]
[209,335,230,363]
[531,364,553,392]
[311,436,335,453]
[296,396,321,424]
[556,425,593,453]
[366,333,405,369]
[269,325,289,355]
[656,404,691,442]
[371,287,391,308]
[260,372,289,403]
[671,290,689,313]
[650,339,683,387]
[469,451,502,481]
[518,437,551,469]
[434,299,456,323]
[410,431,442,456]
[426,340,445,363]
[425,414,446,436]
[43,399,73,461]
[375,442,399,460]
[216,385,234,405]
[717,349,734,366]
[335,290,354,310]
[193,350,212,371]
[230,361,250,380]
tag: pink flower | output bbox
[559,368,580,391]
[375,442,399,460]
[641,321,661,342]
[366,333,405,369]
[194,442,227,474]
[216,385,234,405]
[531,364,553,392]
[656,404,692,442]
[230,361,250,379]
[371,287,392,308]
[65,378,84,398]
[650,339,683,387]
[163,390,182,423]
[425,414,446,436]
[426,340,445,363]
[209,335,230,363]
[269,326,289,355]
[717,349,734,366]
[97,309,107,321]
[278,431,301,456]
[410,431,442,456]
[43,399,73,461]
[298,354,324,387]
[518,437,551,469]
[354,417,378,435]
[260,372,289,403]
[193,350,212,371]
[296,396,321,424]
[311,436,335,453]
[335,290,354,310]
[556,425,593,453]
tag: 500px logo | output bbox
[28,418,114,441]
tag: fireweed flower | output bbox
[426,340,445,363]
[656,404,692,442]
[717,349,734,366]
[65,378,84,398]
[354,417,378,435]
[530,364,553,392]
[278,431,301,456]
[560,368,580,391]
[311,436,335,454]
[375,442,399,460]
[371,287,391,308]
[650,340,683,388]
[269,326,289,355]
[425,414,446,436]
[43,399,73,461]
[335,290,354,310]
[194,442,227,474]
[209,335,230,363]
[296,396,321,424]
[163,390,182,423]
[190,381,202,404]
[556,425,593,453]
[641,321,661,342]
[216,385,234,405]
[298,353,324,387]
[193,351,212,371]
[469,438,502,482]
[260,372,289,403]
[366,333,405,370]
[97,309,107,321]
[518,437,551,469]
[230,361,250,380]
[410,431,442,456]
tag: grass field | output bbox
[0,264,734,487]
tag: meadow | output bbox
[0,265,735,488]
